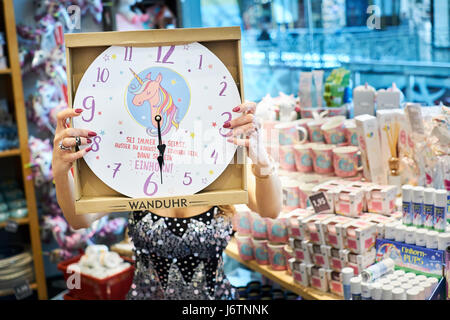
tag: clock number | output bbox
[219,81,227,96]
[124,46,133,61]
[81,96,95,122]
[198,55,203,70]
[112,163,121,178]
[96,67,110,83]
[143,172,158,196]
[211,150,218,164]
[219,112,233,137]
[156,46,175,64]
[91,136,101,152]
[182,172,192,186]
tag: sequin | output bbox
[126,207,235,300]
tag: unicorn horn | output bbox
[129,67,143,85]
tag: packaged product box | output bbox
[289,238,312,264]
[359,212,397,238]
[324,247,349,272]
[306,265,328,292]
[326,269,344,297]
[318,215,354,249]
[334,187,364,217]
[343,249,376,275]
[299,213,335,245]
[375,238,445,277]
[65,27,248,214]
[307,243,330,268]
[355,114,386,184]
[353,84,375,116]
[366,185,397,215]
[336,219,377,254]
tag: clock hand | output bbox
[155,115,165,184]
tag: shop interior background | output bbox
[2,0,449,299]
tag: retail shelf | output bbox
[0,68,11,74]
[0,217,29,228]
[0,148,20,158]
[0,282,37,297]
[225,238,342,300]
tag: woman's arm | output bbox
[246,163,281,218]
[227,102,282,219]
[54,170,109,229]
[52,108,108,229]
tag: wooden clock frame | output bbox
[65,27,248,214]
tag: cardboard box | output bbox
[326,269,344,296]
[359,213,397,238]
[337,219,377,254]
[307,243,330,268]
[293,262,312,287]
[346,181,375,211]
[318,215,354,249]
[286,208,315,240]
[307,265,328,292]
[289,238,312,263]
[64,27,248,214]
[355,115,386,184]
[299,213,335,244]
[344,249,376,275]
[353,85,375,116]
[366,185,397,215]
[334,187,364,217]
[311,184,340,214]
[376,89,400,110]
[375,238,445,277]
[325,247,350,272]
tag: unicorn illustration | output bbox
[128,68,179,136]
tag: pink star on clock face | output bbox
[118,121,123,125]
[212,122,217,127]
[208,105,213,110]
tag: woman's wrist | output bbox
[252,160,275,178]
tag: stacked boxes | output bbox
[366,185,397,215]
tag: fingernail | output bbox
[223,122,231,128]
[232,106,240,112]
[86,147,92,152]
[87,138,92,143]
[75,108,83,113]
[88,131,97,137]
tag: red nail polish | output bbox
[88,131,97,137]
[223,122,231,128]
[232,106,240,112]
[87,138,92,143]
[75,108,83,113]
[85,147,92,152]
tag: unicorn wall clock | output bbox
[72,42,242,198]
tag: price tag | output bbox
[5,219,19,233]
[309,192,330,213]
[14,280,32,300]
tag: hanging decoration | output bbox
[18,0,128,262]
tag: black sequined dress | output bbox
[126,206,235,300]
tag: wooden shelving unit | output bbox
[0,148,20,158]
[225,238,342,300]
[0,217,30,228]
[0,0,47,299]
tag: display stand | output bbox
[225,238,342,300]
[0,0,47,299]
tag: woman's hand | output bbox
[52,108,97,177]
[225,102,271,171]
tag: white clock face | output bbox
[72,43,240,198]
